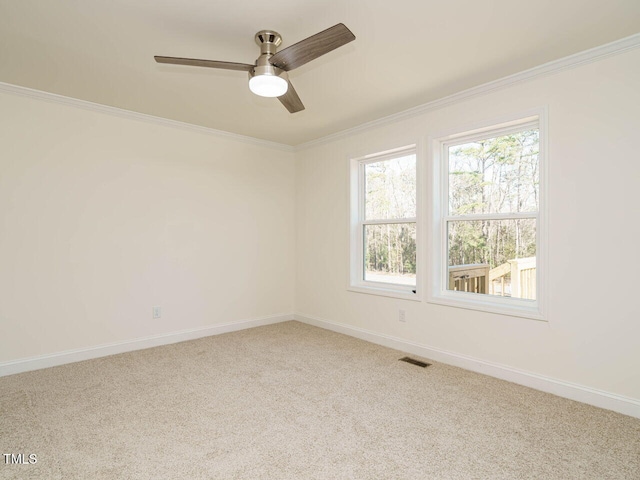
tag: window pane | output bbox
[365,154,416,220]
[448,130,539,215]
[364,223,416,286]
[447,219,536,299]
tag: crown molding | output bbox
[296,32,640,150]
[2,32,638,151]
[0,81,294,152]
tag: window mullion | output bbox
[445,212,538,222]
[358,162,366,283]
[363,218,417,225]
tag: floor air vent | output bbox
[399,357,431,368]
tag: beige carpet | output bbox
[1,321,639,479]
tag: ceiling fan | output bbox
[155,23,355,114]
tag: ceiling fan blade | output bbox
[278,81,305,113]
[154,56,254,72]
[269,23,355,71]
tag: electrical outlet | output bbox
[152,306,161,319]
[399,309,406,322]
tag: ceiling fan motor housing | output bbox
[254,30,282,55]
[250,30,288,84]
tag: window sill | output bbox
[348,284,421,302]
[427,291,546,321]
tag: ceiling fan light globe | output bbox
[249,74,288,97]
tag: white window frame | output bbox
[427,109,547,320]
[349,144,421,301]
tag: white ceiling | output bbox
[1,0,639,146]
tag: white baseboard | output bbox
[5,311,638,419]
[0,313,294,377]
[295,313,640,419]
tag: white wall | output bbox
[0,91,295,363]
[1,41,638,415]
[294,47,640,404]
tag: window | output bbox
[429,112,546,319]
[350,146,419,299]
